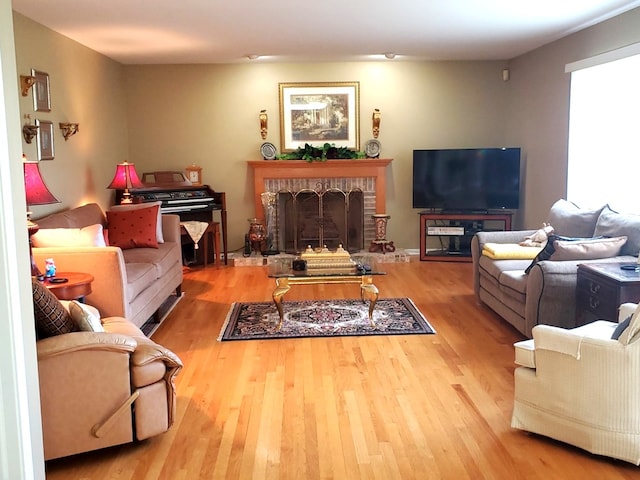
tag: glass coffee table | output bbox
[267,261,386,331]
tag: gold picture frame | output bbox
[279,81,360,152]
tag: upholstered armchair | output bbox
[33,280,183,460]
[511,302,640,464]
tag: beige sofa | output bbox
[33,203,183,328]
[471,200,640,337]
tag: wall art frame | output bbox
[36,119,55,161]
[279,81,360,152]
[31,69,51,112]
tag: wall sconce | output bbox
[372,108,381,138]
[59,122,79,141]
[259,110,268,139]
[20,75,36,96]
[22,124,39,144]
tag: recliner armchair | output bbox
[511,302,640,464]
[37,312,183,460]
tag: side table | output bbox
[44,272,94,301]
[576,262,640,326]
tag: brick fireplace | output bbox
[248,159,392,252]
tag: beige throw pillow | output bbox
[549,236,627,261]
[32,224,106,247]
[68,300,104,332]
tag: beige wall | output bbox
[12,7,640,250]
[124,61,509,250]
[13,13,129,218]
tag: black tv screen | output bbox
[412,148,521,211]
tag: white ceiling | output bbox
[11,0,640,64]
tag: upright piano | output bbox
[116,173,227,264]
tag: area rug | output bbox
[141,292,184,337]
[218,298,435,341]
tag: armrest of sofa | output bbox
[37,332,137,359]
[161,214,181,244]
[33,246,128,318]
[524,260,581,336]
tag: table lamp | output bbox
[24,156,59,278]
[107,160,144,204]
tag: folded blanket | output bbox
[482,243,542,259]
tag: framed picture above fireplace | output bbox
[279,81,360,152]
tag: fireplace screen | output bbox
[276,186,363,253]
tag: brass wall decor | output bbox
[20,75,36,96]
[22,124,39,144]
[59,122,79,141]
[259,109,268,139]
[372,108,381,138]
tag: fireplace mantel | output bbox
[247,158,392,217]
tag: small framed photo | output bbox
[31,69,51,112]
[185,165,203,185]
[36,119,55,161]
[279,81,360,152]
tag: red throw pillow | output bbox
[106,204,159,249]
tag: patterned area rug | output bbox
[218,298,435,341]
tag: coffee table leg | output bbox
[360,276,379,327]
[273,277,291,331]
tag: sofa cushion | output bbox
[35,203,107,230]
[124,262,158,301]
[121,242,181,278]
[109,201,164,244]
[32,279,78,339]
[546,199,605,238]
[106,205,160,250]
[594,206,640,257]
[31,224,106,247]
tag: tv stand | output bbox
[419,211,512,262]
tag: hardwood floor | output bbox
[45,260,639,479]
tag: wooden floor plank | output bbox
[43,260,640,479]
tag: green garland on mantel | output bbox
[276,143,365,162]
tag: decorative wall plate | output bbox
[364,139,381,158]
[260,142,277,160]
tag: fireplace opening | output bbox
[276,186,363,253]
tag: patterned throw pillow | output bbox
[32,278,78,339]
[106,204,160,250]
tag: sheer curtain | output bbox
[566,46,640,213]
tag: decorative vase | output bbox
[247,218,266,255]
[372,214,390,242]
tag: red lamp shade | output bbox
[24,161,59,206]
[106,160,144,204]
[23,159,59,279]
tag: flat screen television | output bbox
[412,147,521,211]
